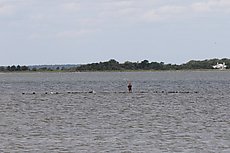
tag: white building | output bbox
[212,62,227,70]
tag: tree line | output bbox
[0,65,29,72]
[1,58,229,72]
[0,65,67,72]
[74,58,230,71]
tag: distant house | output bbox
[212,62,227,70]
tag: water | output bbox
[0,71,229,153]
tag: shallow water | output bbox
[0,71,229,152]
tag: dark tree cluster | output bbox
[0,65,29,72]
[30,66,67,72]
[75,59,174,71]
[75,58,230,71]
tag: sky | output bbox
[0,0,230,65]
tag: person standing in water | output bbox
[128,82,132,93]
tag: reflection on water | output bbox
[0,72,230,152]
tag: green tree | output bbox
[11,65,16,71]
[16,65,21,71]
[7,66,11,71]
[32,68,37,71]
[21,66,29,71]
[0,66,5,71]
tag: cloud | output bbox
[157,5,187,14]
[141,0,230,22]
[97,0,135,16]
[0,3,15,15]
[191,0,230,13]
[191,2,211,13]
[2,0,230,39]
[60,2,80,12]
[56,29,98,38]
[142,5,188,22]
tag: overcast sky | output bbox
[1,0,230,65]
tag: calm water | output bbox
[0,71,229,153]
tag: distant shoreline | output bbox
[1,69,229,74]
[1,58,229,72]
